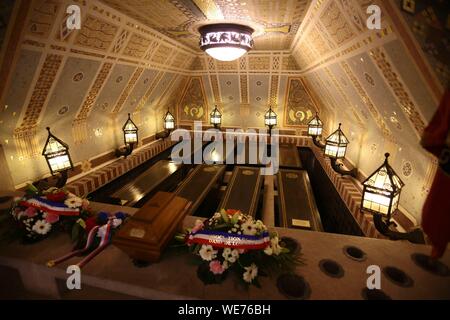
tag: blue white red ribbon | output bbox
[20,197,79,216]
[186,229,270,250]
[47,220,113,269]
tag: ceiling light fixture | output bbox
[199,23,254,61]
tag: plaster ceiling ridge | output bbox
[294,26,396,76]
[290,0,327,52]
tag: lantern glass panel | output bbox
[210,107,222,125]
[265,109,277,126]
[324,143,347,159]
[164,112,175,130]
[48,153,71,173]
[124,132,137,144]
[308,115,323,136]
[362,187,392,215]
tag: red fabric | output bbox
[421,90,450,259]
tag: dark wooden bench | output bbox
[218,166,263,217]
[175,164,226,215]
[277,169,323,231]
[111,160,183,207]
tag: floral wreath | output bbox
[176,209,302,287]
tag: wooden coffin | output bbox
[218,166,262,217]
[112,192,191,262]
[175,164,225,215]
[277,169,323,231]
[279,144,302,169]
[111,160,183,207]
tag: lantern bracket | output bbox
[115,143,134,158]
[311,135,326,149]
[330,158,358,178]
[373,213,425,244]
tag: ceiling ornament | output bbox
[199,23,254,61]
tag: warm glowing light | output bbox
[164,110,175,130]
[205,47,248,61]
[122,113,138,145]
[264,107,277,127]
[42,128,73,175]
[308,113,323,136]
[210,105,222,126]
[324,123,349,159]
[361,153,404,218]
[199,24,254,62]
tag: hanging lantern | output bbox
[42,127,73,175]
[324,123,349,159]
[264,106,277,129]
[362,153,404,219]
[164,110,175,131]
[199,23,254,61]
[210,105,222,128]
[123,113,138,145]
[308,112,323,136]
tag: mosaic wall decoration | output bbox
[122,33,153,59]
[27,0,60,39]
[75,15,118,51]
[319,1,355,46]
[396,0,450,87]
[370,48,426,137]
[178,77,208,122]
[112,67,144,113]
[284,78,317,126]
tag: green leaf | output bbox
[25,183,39,195]
[231,213,239,225]
[220,210,230,223]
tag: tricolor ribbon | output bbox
[47,220,113,269]
[186,229,270,250]
[20,197,79,216]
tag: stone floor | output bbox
[0,202,449,300]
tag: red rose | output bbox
[46,192,67,202]
[226,209,239,215]
[85,217,98,233]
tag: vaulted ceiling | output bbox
[0,0,448,223]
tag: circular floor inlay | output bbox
[361,288,391,300]
[276,274,310,300]
[383,266,414,287]
[319,259,344,278]
[343,245,367,262]
[411,253,449,277]
[280,237,301,254]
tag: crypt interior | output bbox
[0,0,449,300]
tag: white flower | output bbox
[199,245,217,261]
[32,220,52,235]
[265,236,282,256]
[213,212,221,220]
[64,196,83,208]
[222,248,239,263]
[241,221,257,236]
[243,263,258,283]
[112,218,122,228]
[264,246,273,256]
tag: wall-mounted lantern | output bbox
[264,106,277,136]
[361,153,424,244]
[116,113,138,158]
[210,105,222,129]
[42,127,73,187]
